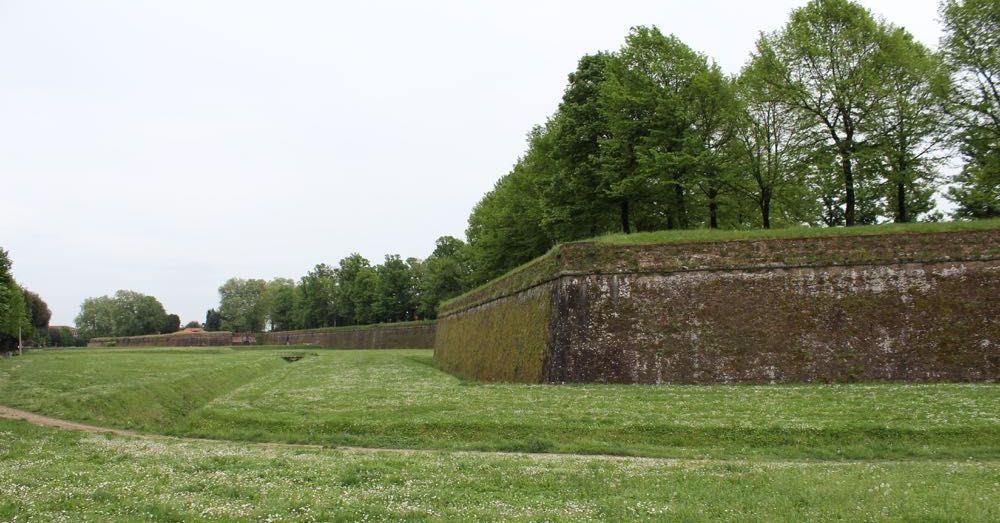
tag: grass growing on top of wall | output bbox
[595,218,1000,245]
[1,348,998,461]
[440,218,1000,315]
[266,320,436,334]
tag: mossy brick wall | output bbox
[259,322,436,349]
[434,228,1000,384]
[434,284,551,382]
[88,332,233,348]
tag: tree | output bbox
[0,248,30,350]
[941,0,1000,218]
[732,57,818,228]
[184,321,202,329]
[417,236,474,319]
[217,278,268,333]
[374,254,417,322]
[466,155,552,283]
[295,265,338,329]
[20,288,51,338]
[74,296,116,340]
[683,64,740,229]
[599,27,708,232]
[204,309,222,332]
[335,254,378,325]
[74,290,169,339]
[869,28,950,222]
[110,290,169,337]
[162,314,181,334]
[755,0,896,226]
[263,278,297,331]
[539,53,621,240]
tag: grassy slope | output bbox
[0,348,997,460]
[594,217,1000,245]
[1,419,997,522]
[440,218,1000,312]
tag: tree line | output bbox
[0,247,55,350]
[205,236,472,332]
[461,0,1000,283]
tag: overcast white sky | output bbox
[1,0,945,325]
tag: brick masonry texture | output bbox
[434,228,1000,384]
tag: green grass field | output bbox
[1,347,998,521]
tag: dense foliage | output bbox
[458,0,1000,282]
[210,237,474,331]
[0,247,51,350]
[74,290,175,340]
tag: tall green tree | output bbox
[263,278,298,331]
[868,28,950,222]
[599,26,708,232]
[374,255,417,322]
[941,0,1000,218]
[466,152,552,284]
[539,53,620,240]
[732,57,818,228]
[335,254,378,325]
[0,248,30,349]
[217,278,268,333]
[295,265,338,329]
[204,309,222,332]
[683,64,740,229]
[754,0,895,226]
[74,290,169,339]
[416,236,474,319]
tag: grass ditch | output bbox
[0,348,997,461]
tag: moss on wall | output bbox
[258,322,436,349]
[434,284,552,383]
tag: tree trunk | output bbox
[761,188,772,229]
[620,200,631,234]
[708,189,719,229]
[674,184,687,229]
[842,152,856,226]
[896,182,907,223]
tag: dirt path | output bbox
[0,405,138,436]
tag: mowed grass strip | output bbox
[0,348,997,460]
[0,419,997,522]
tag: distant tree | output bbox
[109,290,169,337]
[21,289,51,335]
[334,254,375,325]
[295,265,338,329]
[374,255,417,322]
[0,248,30,350]
[183,320,202,329]
[204,309,222,332]
[417,236,475,319]
[74,290,168,339]
[74,296,116,340]
[162,314,181,333]
[263,278,297,331]
[217,278,268,333]
[941,0,1000,218]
